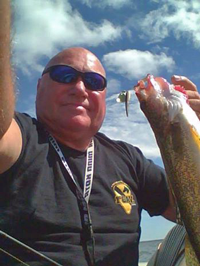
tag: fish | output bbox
[134,74,200,265]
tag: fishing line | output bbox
[0,247,30,266]
[0,230,63,266]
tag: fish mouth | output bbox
[135,74,187,104]
[134,75,168,97]
[134,74,190,123]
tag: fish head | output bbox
[135,75,169,102]
[134,74,188,133]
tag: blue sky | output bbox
[12,0,200,241]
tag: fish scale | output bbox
[135,74,200,266]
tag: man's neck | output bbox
[51,133,93,152]
[42,121,96,151]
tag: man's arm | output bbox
[0,0,14,130]
[162,189,177,222]
[0,0,22,174]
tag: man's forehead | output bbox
[44,47,105,76]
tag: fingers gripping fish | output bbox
[135,74,200,266]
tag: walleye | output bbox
[134,74,200,265]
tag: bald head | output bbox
[44,47,106,77]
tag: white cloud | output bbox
[101,92,161,159]
[103,49,175,80]
[78,0,132,9]
[107,78,122,94]
[13,0,122,74]
[135,0,200,48]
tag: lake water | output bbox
[139,239,162,265]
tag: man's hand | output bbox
[171,75,200,119]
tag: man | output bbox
[1,1,200,265]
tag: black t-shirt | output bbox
[0,113,169,266]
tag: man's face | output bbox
[36,48,106,141]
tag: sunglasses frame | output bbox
[42,65,107,91]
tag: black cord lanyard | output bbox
[49,135,95,266]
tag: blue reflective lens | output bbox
[42,65,107,91]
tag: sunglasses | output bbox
[42,65,107,91]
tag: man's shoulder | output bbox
[14,112,46,144]
[14,112,43,132]
[15,112,37,124]
[95,131,128,146]
[95,132,143,159]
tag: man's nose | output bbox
[73,76,88,97]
